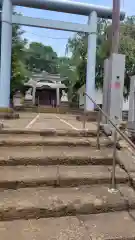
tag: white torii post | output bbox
[102,58,110,124]
[128,75,135,123]
[0,0,12,108]
[56,88,60,106]
[86,11,97,111]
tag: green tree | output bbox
[0,16,28,97]
[11,22,29,97]
[66,32,87,101]
[99,16,135,97]
[67,16,135,98]
[58,56,77,101]
[24,42,58,74]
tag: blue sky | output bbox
[16,0,135,56]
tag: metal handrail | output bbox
[83,92,135,192]
[84,92,135,151]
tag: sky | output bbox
[15,0,135,56]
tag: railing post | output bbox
[83,92,135,193]
[109,127,118,193]
[82,94,86,130]
[38,96,39,113]
[83,112,86,130]
[97,110,101,149]
[84,92,135,151]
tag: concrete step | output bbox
[0,165,128,189]
[0,135,113,147]
[0,128,98,137]
[0,146,113,166]
[79,210,135,240]
[0,185,134,221]
[0,211,135,239]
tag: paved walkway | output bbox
[1,211,135,239]
[2,112,97,131]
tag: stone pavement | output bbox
[1,211,135,240]
[0,185,134,221]
[0,113,135,239]
[2,112,97,130]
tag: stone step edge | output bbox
[0,155,113,166]
[0,175,128,189]
[0,129,98,137]
[0,139,113,147]
[0,194,134,221]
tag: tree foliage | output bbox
[10,21,29,97]
[58,56,77,100]
[66,16,135,98]
[24,42,58,74]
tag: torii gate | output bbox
[0,0,125,111]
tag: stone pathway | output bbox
[0,122,134,239]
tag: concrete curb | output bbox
[0,129,98,137]
[0,139,114,147]
[0,185,134,221]
[0,198,133,221]
[0,170,128,189]
[0,155,113,166]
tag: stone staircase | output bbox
[0,129,135,239]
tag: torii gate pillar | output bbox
[0,0,12,108]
